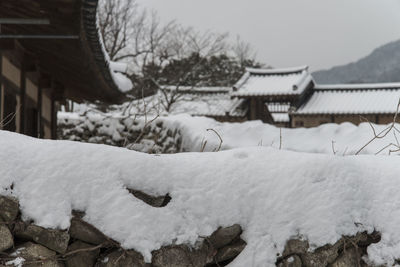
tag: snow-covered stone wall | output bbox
[4,130,400,266]
[0,195,247,267]
[0,194,383,267]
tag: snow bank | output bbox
[2,130,400,266]
[162,114,400,155]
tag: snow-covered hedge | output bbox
[2,130,400,266]
[58,112,181,154]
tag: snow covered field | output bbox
[2,130,400,266]
[162,114,400,155]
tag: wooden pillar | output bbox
[50,91,56,139]
[51,83,64,140]
[0,51,3,125]
[38,74,51,139]
[37,79,43,138]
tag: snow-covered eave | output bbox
[233,72,251,91]
[315,83,400,91]
[231,91,304,98]
[81,0,131,101]
[271,114,290,123]
[245,65,309,75]
[191,112,247,118]
[161,85,231,94]
[292,110,397,115]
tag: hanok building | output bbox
[291,83,400,128]
[0,0,127,139]
[227,65,400,128]
[232,66,314,127]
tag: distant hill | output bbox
[313,39,400,84]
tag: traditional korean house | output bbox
[231,66,314,127]
[0,0,127,139]
[291,83,400,128]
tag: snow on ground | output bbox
[162,114,400,155]
[2,130,400,266]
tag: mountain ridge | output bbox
[313,39,400,84]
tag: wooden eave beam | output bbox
[0,18,50,25]
[0,35,79,39]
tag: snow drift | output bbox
[2,130,400,266]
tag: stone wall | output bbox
[58,114,182,154]
[0,195,246,267]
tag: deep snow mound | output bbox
[2,131,400,266]
[58,109,400,156]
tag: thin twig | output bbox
[206,128,223,152]
[331,140,337,155]
[356,99,400,155]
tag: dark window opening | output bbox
[3,91,17,132]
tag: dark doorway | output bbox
[25,107,38,137]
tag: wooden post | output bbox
[50,89,56,139]
[19,63,26,134]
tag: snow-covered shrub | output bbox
[58,112,181,154]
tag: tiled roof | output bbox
[271,113,290,123]
[295,88,400,115]
[232,66,313,97]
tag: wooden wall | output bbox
[291,114,396,128]
[0,54,55,139]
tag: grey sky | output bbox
[136,0,400,71]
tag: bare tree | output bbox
[232,35,257,67]
[97,1,259,114]
[152,27,229,112]
[98,0,146,61]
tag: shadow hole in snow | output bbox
[128,188,171,207]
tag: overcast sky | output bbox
[136,0,400,71]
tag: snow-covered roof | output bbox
[161,86,231,94]
[232,66,313,97]
[169,93,247,118]
[295,88,400,115]
[106,90,248,119]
